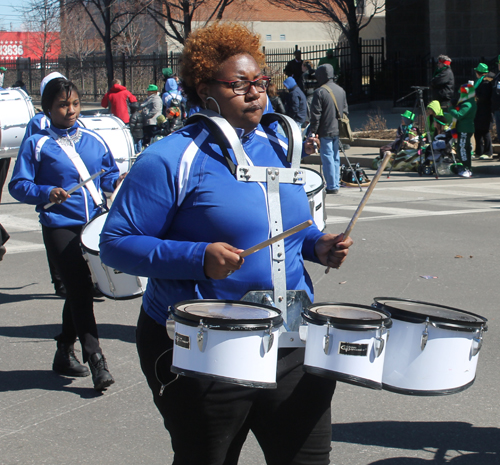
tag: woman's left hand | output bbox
[116,172,127,188]
[315,233,353,269]
[304,134,320,155]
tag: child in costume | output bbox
[449,82,477,177]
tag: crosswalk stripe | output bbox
[4,240,45,254]
[0,214,41,232]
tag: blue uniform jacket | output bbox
[9,123,120,227]
[100,120,324,326]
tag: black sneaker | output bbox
[54,281,67,298]
[53,343,90,377]
[88,353,115,391]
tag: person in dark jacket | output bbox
[431,55,455,110]
[284,50,304,92]
[301,60,317,108]
[129,102,144,154]
[309,63,348,194]
[490,55,500,144]
[473,63,495,159]
[267,82,285,114]
[283,76,308,128]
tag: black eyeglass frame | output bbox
[213,76,271,95]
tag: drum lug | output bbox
[374,324,386,358]
[421,318,431,351]
[471,326,484,357]
[197,320,207,352]
[262,325,274,354]
[323,322,331,355]
[299,323,308,343]
[166,307,175,340]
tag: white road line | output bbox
[0,214,41,232]
[4,239,45,254]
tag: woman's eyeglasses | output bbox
[214,77,270,95]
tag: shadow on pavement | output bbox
[332,421,499,463]
[0,369,104,398]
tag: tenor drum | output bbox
[373,298,488,396]
[302,303,392,390]
[170,300,283,388]
[303,168,326,231]
[0,88,35,157]
[80,212,147,299]
[78,115,134,174]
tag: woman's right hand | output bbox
[49,188,70,205]
[204,242,244,279]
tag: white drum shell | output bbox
[303,168,326,231]
[81,213,147,299]
[383,318,480,394]
[304,322,388,389]
[172,321,280,388]
[78,115,134,174]
[0,88,35,156]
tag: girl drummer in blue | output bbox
[100,22,353,465]
[9,78,123,391]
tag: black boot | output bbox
[88,353,115,391]
[53,343,90,377]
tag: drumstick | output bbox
[44,169,105,209]
[240,220,313,258]
[325,152,392,274]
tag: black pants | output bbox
[42,224,101,362]
[474,128,493,156]
[143,125,157,146]
[0,157,11,202]
[136,308,336,465]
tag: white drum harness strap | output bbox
[186,110,306,331]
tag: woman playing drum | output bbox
[9,78,124,391]
[100,23,352,464]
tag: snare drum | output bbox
[170,300,283,388]
[0,88,35,156]
[302,303,392,390]
[80,212,147,299]
[78,115,134,174]
[303,167,326,231]
[373,298,488,396]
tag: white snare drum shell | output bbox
[0,88,35,153]
[81,212,148,299]
[303,168,326,231]
[170,301,283,388]
[303,303,392,390]
[374,298,488,396]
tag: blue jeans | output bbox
[134,138,143,154]
[319,136,340,190]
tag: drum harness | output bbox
[186,109,308,349]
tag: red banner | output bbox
[0,31,61,61]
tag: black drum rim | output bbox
[373,297,488,331]
[302,302,392,330]
[171,299,283,330]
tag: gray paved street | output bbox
[1,161,499,464]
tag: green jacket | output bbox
[449,99,477,133]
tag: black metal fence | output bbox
[1,40,495,106]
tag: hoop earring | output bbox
[206,96,221,115]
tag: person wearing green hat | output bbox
[491,55,500,146]
[318,49,340,78]
[474,62,495,159]
[141,84,163,146]
[0,66,7,88]
[378,109,417,160]
[162,67,174,94]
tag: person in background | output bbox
[473,63,495,160]
[267,82,285,114]
[431,55,455,110]
[449,82,477,177]
[12,80,28,94]
[161,67,173,93]
[9,78,123,390]
[141,84,163,146]
[318,49,340,78]
[301,59,317,109]
[162,77,185,131]
[101,79,137,124]
[284,49,304,91]
[283,76,308,128]
[379,110,417,159]
[0,66,6,88]
[129,102,144,154]
[309,63,348,195]
[99,22,352,465]
[490,55,500,145]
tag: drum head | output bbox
[172,300,283,329]
[81,212,108,253]
[303,168,324,195]
[304,303,391,330]
[373,298,487,330]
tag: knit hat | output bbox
[401,110,415,121]
[0,67,6,72]
[147,84,158,92]
[458,82,475,102]
[40,72,66,95]
[162,67,173,78]
[474,63,488,73]
[283,77,297,90]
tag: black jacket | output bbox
[491,71,500,111]
[475,73,495,130]
[431,66,455,107]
